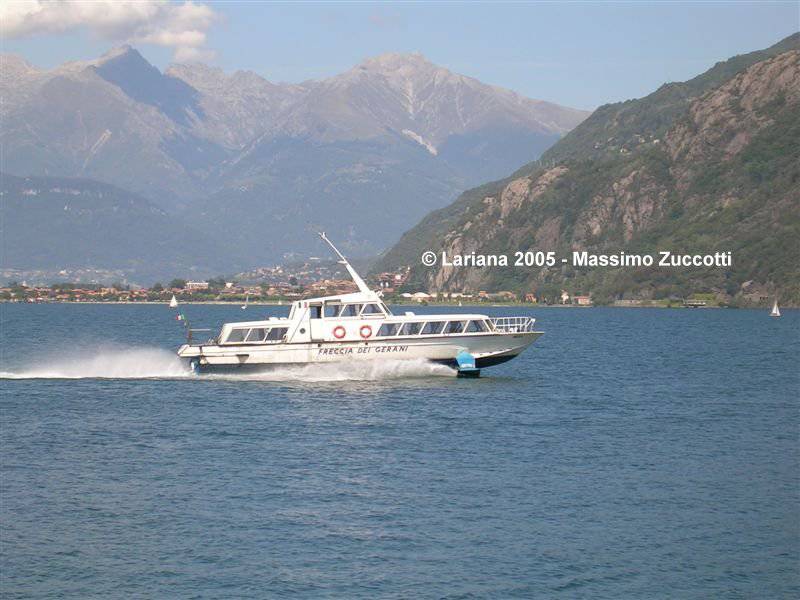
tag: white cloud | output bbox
[0,1,219,62]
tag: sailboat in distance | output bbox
[770,299,781,318]
[241,293,249,310]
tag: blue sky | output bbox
[3,1,798,110]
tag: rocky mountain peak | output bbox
[91,45,160,80]
[352,51,460,86]
[0,54,41,79]
[358,52,432,71]
[166,62,228,89]
[166,62,285,97]
[87,45,202,125]
[0,55,46,110]
[94,44,139,65]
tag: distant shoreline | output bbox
[1,300,782,309]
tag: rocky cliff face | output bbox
[377,37,800,305]
[665,50,800,180]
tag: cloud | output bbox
[0,1,219,62]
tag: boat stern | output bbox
[177,343,202,358]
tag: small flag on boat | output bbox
[169,295,178,308]
[176,313,186,322]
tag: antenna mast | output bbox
[318,232,371,295]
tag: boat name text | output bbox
[318,345,410,356]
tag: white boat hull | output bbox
[178,331,542,373]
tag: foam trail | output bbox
[0,347,191,379]
[1,349,455,381]
[205,358,456,382]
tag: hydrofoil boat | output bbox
[177,234,543,377]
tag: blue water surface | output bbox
[1,304,798,598]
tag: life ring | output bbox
[359,325,373,339]
[333,326,346,339]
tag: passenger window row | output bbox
[377,320,490,337]
[226,327,288,344]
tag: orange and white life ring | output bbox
[359,325,373,339]
[333,326,346,339]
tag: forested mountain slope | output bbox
[375,35,800,305]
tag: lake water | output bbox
[1,304,798,598]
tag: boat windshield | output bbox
[246,328,267,342]
[340,304,363,317]
[399,322,423,335]
[445,321,467,334]
[465,320,490,333]
[377,323,401,337]
[324,304,342,317]
[422,322,445,335]
[227,328,247,343]
[224,326,288,344]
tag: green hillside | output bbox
[374,34,800,306]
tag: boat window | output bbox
[310,305,322,319]
[421,321,445,335]
[465,320,489,333]
[445,321,467,334]
[377,323,401,337]
[360,303,383,315]
[341,304,363,317]
[399,322,423,335]
[246,328,267,342]
[226,328,248,343]
[324,304,342,318]
[266,327,288,342]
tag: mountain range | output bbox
[0,47,587,275]
[375,33,800,305]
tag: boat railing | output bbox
[490,316,536,333]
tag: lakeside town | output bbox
[1,259,597,306]
[3,251,782,308]
[0,259,768,308]
[2,280,762,308]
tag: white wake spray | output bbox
[1,348,454,381]
[204,358,456,382]
[0,346,191,379]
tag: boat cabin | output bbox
[189,232,533,349]
[213,290,500,346]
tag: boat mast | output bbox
[318,232,372,295]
